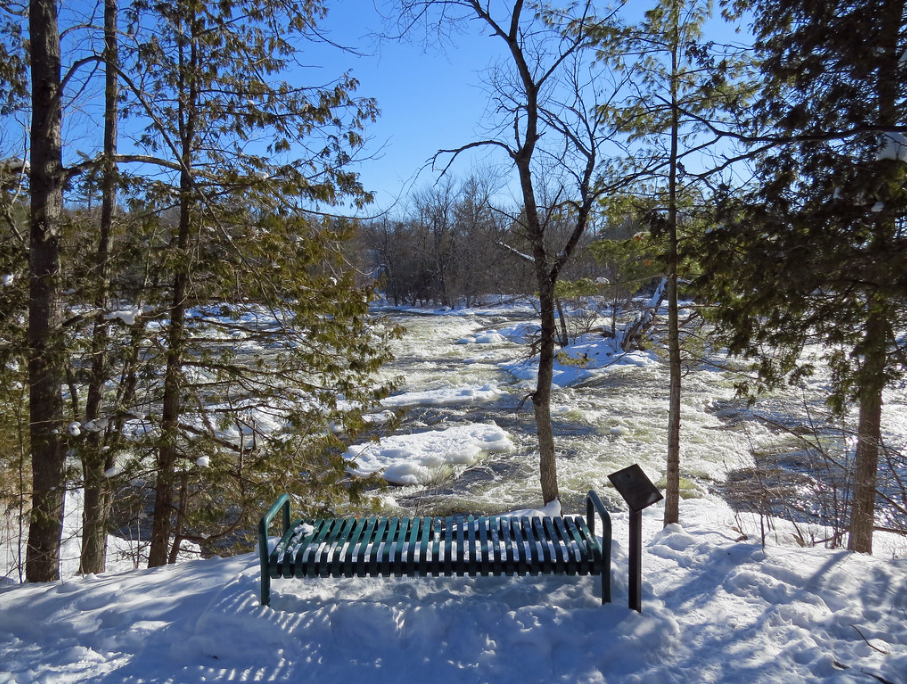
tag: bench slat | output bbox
[489,518,503,575]
[342,518,367,576]
[502,517,517,575]
[553,516,577,575]
[564,517,590,574]
[296,520,330,578]
[392,517,410,578]
[443,516,454,577]
[269,521,301,579]
[368,518,390,577]
[355,518,377,578]
[455,516,466,575]
[543,516,565,572]
[430,518,442,577]
[519,517,537,576]
[406,517,422,575]
[414,517,428,575]
[466,516,476,575]
[477,517,489,577]
[318,518,352,578]
[574,517,601,575]
[379,518,399,577]
[532,517,553,574]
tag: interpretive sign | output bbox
[608,464,663,613]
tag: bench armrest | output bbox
[586,490,612,604]
[586,490,610,541]
[258,494,290,606]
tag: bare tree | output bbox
[394,0,627,504]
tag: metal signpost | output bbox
[607,464,664,613]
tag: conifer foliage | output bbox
[0,0,398,578]
[697,0,907,553]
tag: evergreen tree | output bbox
[25,0,68,583]
[697,0,907,553]
[2,0,399,574]
[118,0,397,565]
[591,0,751,525]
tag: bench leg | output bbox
[261,571,271,607]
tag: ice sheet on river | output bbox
[381,383,502,408]
[345,422,515,485]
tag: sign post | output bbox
[607,464,663,613]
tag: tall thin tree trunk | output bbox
[26,0,67,583]
[847,311,886,553]
[847,0,902,554]
[80,0,119,575]
[664,14,682,527]
[149,14,196,566]
[534,273,560,504]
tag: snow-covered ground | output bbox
[1,499,905,683]
[2,300,906,682]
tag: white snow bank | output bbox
[505,498,562,519]
[1,499,904,684]
[500,334,659,388]
[104,307,141,325]
[457,331,508,345]
[381,384,501,408]
[345,422,515,485]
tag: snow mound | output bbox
[382,384,501,408]
[345,422,515,485]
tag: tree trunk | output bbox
[149,15,196,566]
[663,22,682,527]
[534,274,560,504]
[663,270,681,526]
[80,0,119,575]
[556,298,569,347]
[847,0,901,554]
[26,0,67,583]
[847,311,886,554]
[148,205,190,568]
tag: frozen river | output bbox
[353,305,907,526]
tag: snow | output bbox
[381,383,501,408]
[1,499,905,684]
[499,335,659,389]
[346,422,515,485]
[104,308,141,326]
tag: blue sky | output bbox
[307,1,753,216]
[306,1,510,214]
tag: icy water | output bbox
[371,309,907,527]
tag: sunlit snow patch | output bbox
[499,334,659,388]
[457,331,507,345]
[104,308,141,326]
[382,384,501,408]
[345,422,515,485]
[503,498,562,519]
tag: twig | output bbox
[852,625,891,655]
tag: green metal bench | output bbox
[258,491,612,607]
